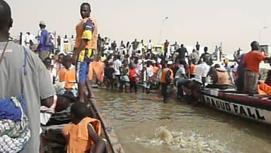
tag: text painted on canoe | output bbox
[204,95,265,121]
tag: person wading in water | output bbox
[160,61,174,103]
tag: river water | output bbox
[94,89,271,153]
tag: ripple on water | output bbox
[135,126,232,153]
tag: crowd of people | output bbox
[47,37,271,104]
[18,12,271,104]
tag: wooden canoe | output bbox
[201,88,271,124]
[41,95,125,153]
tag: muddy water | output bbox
[94,89,271,153]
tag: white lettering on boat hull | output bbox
[203,95,270,124]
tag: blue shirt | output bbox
[38,29,51,51]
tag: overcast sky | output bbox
[5,0,271,53]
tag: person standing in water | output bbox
[160,61,174,103]
[73,2,97,102]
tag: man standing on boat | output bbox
[243,41,270,95]
[196,41,200,51]
[72,2,97,102]
[175,44,188,64]
[199,47,213,66]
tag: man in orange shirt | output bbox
[88,55,105,84]
[58,67,67,82]
[72,2,97,102]
[160,61,174,103]
[243,41,270,95]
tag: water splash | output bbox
[135,126,230,153]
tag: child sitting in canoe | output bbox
[55,55,77,98]
[62,102,107,153]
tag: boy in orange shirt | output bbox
[62,55,76,93]
[63,102,106,153]
[56,55,77,97]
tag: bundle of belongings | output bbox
[0,96,31,153]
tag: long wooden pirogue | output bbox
[201,88,271,125]
[41,95,125,153]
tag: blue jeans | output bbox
[78,61,89,84]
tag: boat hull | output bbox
[201,89,271,125]
[41,96,125,153]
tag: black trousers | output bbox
[130,80,137,93]
[161,83,168,102]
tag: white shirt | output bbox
[157,58,162,64]
[194,62,210,84]
[136,63,143,74]
[170,45,175,54]
[108,58,113,63]
[147,42,152,50]
[138,42,144,51]
[25,34,31,44]
[113,59,122,75]
[175,65,186,79]
[146,66,153,78]
[63,38,69,44]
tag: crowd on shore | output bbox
[20,25,271,103]
[28,32,271,104]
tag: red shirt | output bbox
[129,68,137,81]
[244,50,266,73]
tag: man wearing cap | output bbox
[37,21,51,61]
